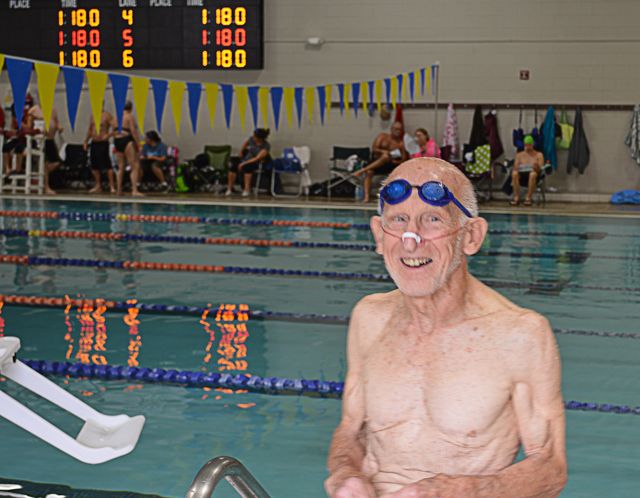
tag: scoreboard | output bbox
[0,0,264,70]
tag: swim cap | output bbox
[524,135,534,145]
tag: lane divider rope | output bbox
[19,359,640,415]
[2,294,639,340]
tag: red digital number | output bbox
[72,30,87,47]
[122,28,133,47]
[58,30,64,46]
[235,28,246,47]
[89,29,100,47]
[216,28,232,47]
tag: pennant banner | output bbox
[258,87,269,128]
[352,82,360,117]
[270,87,283,130]
[109,73,129,132]
[6,57,33,129]
[236,85,248,131]
[294,87,303,128]
[204,82,218,129]
[221,84,234,129]
[169,80,186,135]
[0,54,4,72]
[283,87,294,128]
[132,77,149,133]
[186,82,201,133]
[316,85,326,125]
[375,80,382,113]
[367,81,375,114]
[420,68,426,96]
[151,79,168,132]
[62,66,84,131]
[86,70,108,134]
[34,62,59,131]
[305,87,315,125]
[384,78,391,106]
[337,83,345,115]
[390,76,398,109]
[248,86,259,129]
[426,67,432,95]
[344,83,351,117]
[409,72,416,103]
[324,84,332,122]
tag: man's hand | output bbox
[325,475,376,498]
[385,475,474,498]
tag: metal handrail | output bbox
[185,456,271,498]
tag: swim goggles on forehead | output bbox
[379,179,473,218]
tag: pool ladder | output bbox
[186,456,271,498]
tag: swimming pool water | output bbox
[0,198,639,497]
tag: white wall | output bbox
[2,0,640,193]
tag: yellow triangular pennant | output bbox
[390,77,398,109]
[344,83,350,118]
[86,71,108,134]
[131,77,149,134]
[360,82,368,113]
[305,87,315,124]
[258,87,269,128]
[34,62,59,131]
[236,86,248,131]
[426,68,431,95]
[204,83,219,129]
[325,84,332,122]
[375,80,383,113]
[283,87,294,128]
[0,54,5,73]
[169,80,186,136]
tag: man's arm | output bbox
[372,133,389,157]
[391,314,567,498]
[325,300,375,498]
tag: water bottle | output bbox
[355,185,364,201]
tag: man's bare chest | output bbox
[362,330,513,439]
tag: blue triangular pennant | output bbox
[352,83,360,117]
[294,87,303,127]
[367,81,375,114]
[248,86,259,129]
[337,83,345,115]
[6,58,33,129]
[420,68,426,96]
[408,72,415,102]
[270,87,283,130]
[186,82,201,133]
[62,66,84,131]
[220,84,234,128]
[151,79,168,131]
[384,78,391,105]
[109,73,129,132]
[316,86,326,125]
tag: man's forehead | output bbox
[388,161,459,185]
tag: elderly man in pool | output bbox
[325,158,567,498]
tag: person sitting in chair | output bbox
[511,135,545,207]
[354,121,408,203]
[225,128,271,197]
[140,130,170,193]
[411,128,441,159]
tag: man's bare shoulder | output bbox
[350,290,400,348]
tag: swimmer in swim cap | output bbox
[511,134,546,207]
[325,158,566,498]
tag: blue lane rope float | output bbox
[2,294,640,340]
[0,210,630,239]
[18,359,640,416]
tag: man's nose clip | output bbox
[402,232,422,245]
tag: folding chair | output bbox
[326,146,370,200]
[204,145,231,182]
[270,146,311,198]
[500,160,553,206]
[463,144,493,202]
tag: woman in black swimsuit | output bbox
[114,101,143,196]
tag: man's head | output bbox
[390,121,404,140]
[370,158,488,298]
[124,101,133,112]
[524,134,534,152]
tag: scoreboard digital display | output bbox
[0,0,264,70]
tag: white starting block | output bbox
[0,337,145,464]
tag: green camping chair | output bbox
[204,145,232,183]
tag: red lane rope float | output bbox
[0,210,357,229]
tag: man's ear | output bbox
[462,217,488,256]
[370,216,384,255]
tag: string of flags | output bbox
[0,54,439,135]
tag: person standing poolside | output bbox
[84,107,116,194]
[113,101,143,197]
[354,121,408,203]
[511,135,545,207]
[325,158,566,498]
[27,103,62,195]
